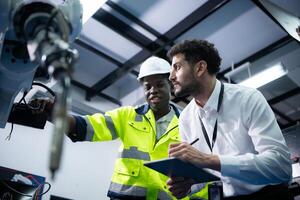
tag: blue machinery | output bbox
[0,0,83,178]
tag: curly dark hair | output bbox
[167,39,222,75]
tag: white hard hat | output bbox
[137,56,171,80]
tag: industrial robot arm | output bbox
[0,0,82,128]
[0,0,83,178]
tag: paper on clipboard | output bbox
[144,157,220,183]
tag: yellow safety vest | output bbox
[84,104,208,200]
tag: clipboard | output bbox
[144,157,220,183]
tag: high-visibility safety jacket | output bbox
[69,104,208,200]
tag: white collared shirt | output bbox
[180,80,292,197]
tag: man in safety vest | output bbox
[32,56,208,200]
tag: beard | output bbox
[173,79,197,97]
[174,85,192,97]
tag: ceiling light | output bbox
[81,0,108,24]
[239,63,287,88]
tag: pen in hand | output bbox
[190,138,199,145]
[168,138,199,158]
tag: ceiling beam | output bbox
[252,0,300,45]
[75,39,122,66]
[218,35,292,78]
[163,0,229,41]
[106,0,168,43]
[88,0,229,98]
[271,106,296,130]
[92,7,170,60]
[271,106,293,123]
[87,50,152,99]
[71,80,122,106]
[93,8,161,52]
[75,39,138,77]
[281,119,300,129]
[268,87,300,129]
[268,87,300,105]
[277,121,284,128]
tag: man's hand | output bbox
[169,142,221,171]
[30,98,76,137]
[167,177,195,199]
[29,98,55,121]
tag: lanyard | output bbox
[198,82,224,153]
